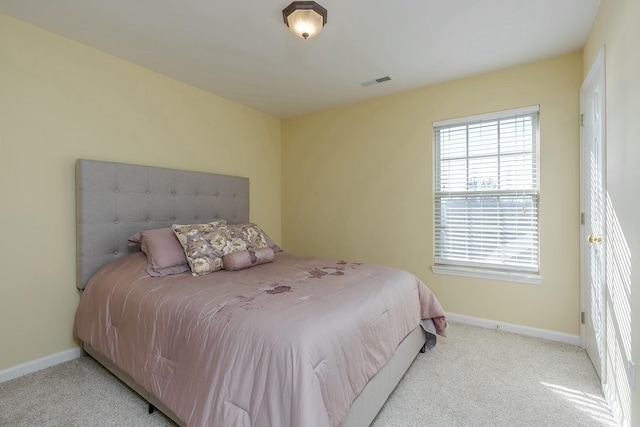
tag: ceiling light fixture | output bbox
[282,1,327,40]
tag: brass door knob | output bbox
[588,235,602,243]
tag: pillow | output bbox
[223,248,274,271]
[172,221,234,276]
[127,220,228,245]
[127,228,190,277]
[227,223,281,252]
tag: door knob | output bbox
[588,235,602,243]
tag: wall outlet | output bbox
[629,360,636,391]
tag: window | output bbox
[432,106,541,284]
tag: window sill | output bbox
[431,265,543,285]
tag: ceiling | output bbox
[0,0,601,118]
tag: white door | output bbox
[580,48,606,379]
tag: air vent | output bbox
[360,75,393,87]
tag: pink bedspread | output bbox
[74,252,446,427]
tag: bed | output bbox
[73,159,447,427]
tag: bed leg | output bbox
[420,343,426,353]
[149,403,156,414]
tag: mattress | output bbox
[74,251,446,427]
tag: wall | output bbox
[282,53,583,335]
[583,0,640,424]
[0,14,281,371]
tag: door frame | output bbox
[579,47,606,376]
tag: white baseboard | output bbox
[447,313,581,346]
[0,315,580,383]
[0,347,82,384]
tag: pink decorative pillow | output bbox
[128,228,190,276]
[223,248,274,271]
[141,228,190,276]
[172,221,234,276]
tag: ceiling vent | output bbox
[360,75,393,87]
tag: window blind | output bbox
[433,106,540,274]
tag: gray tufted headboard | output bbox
[76,159,250,289]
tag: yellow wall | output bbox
[0,14,281,371]
[584,0,640,424]
[282,53,583,335]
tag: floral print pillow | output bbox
[227,223,269,252]
[172,221,234,276]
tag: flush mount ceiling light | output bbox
[282,1,327,40]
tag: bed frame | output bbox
[76,159,426,427]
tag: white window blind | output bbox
[433,106,540,275]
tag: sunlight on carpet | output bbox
[542,382,616,426]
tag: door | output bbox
[580,48,606,379]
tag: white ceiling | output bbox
[0,0,601,118]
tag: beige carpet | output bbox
[0,322,615,426]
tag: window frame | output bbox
[431,105,543,285]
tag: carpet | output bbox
[0,322,615,426]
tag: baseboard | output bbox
[0,315,580,383]
[447,313,581,346]
[0,347,82,384]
